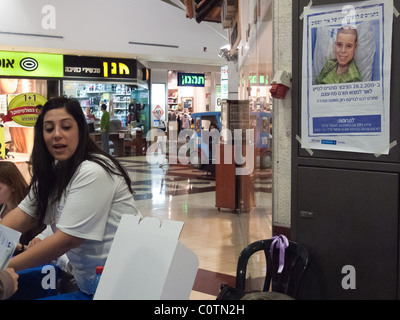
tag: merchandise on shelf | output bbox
[64,82,133,124]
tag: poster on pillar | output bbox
[301,0,393,154]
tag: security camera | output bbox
[218,44,231,58]
[218,48,230,58]
[218,44,237,63]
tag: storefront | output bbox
[63,55,150,134]
[0,51,150,166]
[167,71,214,132]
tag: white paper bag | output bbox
[94,215,199,300]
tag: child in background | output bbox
[0,161,44,247]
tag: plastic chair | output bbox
[235,237,309,299]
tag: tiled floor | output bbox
[118,155,273,300]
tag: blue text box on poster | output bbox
[313,115,381,134]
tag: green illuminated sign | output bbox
[178,73,205,87]
[245,74,270,85]
[0,51,63,78]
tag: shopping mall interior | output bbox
[0,0,275,300]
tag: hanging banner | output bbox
[301,0,393,154]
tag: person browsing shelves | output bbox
[100,103,110,154]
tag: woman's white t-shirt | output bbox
[18,158,141,294]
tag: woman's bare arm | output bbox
[0,207,38,234]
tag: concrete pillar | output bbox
[272,0,293,233]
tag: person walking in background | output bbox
[100,103,110,154]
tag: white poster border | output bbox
[301,0,393,155]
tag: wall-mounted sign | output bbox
[0,51,63,78]
[8,93,47,126]
[64,55,138,79]
[301,0,393,155]
[152,105,164,120]
[151,83,166,124]
[177,73,205,87]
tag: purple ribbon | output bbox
[270,235,289,273]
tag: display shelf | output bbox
[64,82,134,120]
[111,92,131,125]
[168,89,178,112]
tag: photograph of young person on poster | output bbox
[315,25,362,84]
[312,18,381,85]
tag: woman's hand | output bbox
[8,229,84,271]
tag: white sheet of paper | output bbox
[0,224,21,269]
